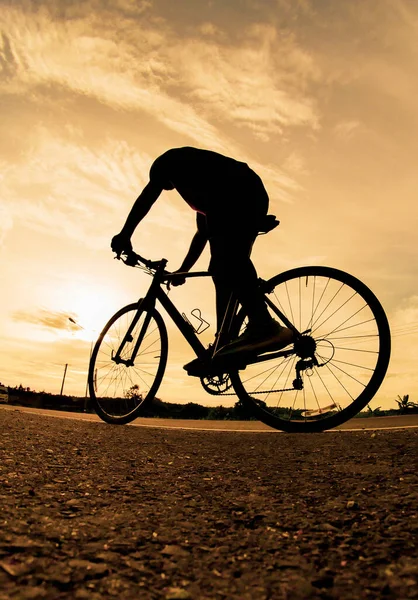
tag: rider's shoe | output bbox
[183,357,207,377]
[216,319,294,358]
[183,346,214,377]
[183,338,252,376]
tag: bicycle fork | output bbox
[112,262,167,367]
[111,299,153,367]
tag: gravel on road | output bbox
[0,409,417,600]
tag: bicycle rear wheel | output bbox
[230,266,391,432]
[88,302,168,424]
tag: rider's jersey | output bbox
[149,147,259,215]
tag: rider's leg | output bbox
[210,240,293,354]
[206,175,269,333]
[207,206,293,354]
[209,234,271,332]
[183,233,266,374]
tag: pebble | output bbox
[165,588,192,600]
[161,545,190,558]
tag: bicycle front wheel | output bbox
[230,266,391,432]
[88,302,168,424]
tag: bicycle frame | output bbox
[113,255,303,372]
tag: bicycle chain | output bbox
[217,385,297,396]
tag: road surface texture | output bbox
[2,405,418,431]
[0,409,417,600]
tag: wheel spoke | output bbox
[331,346,379,354]
[310,281,345,332]
[311,290,359,335]
[285,281,296,328]
[322,317,377,337]
[324,360,368,388]
[313,366,337,405]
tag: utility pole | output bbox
[60,363,68,396]
[68,317,93,412]
[85,340,93,397]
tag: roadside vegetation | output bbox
[2,383,417,420]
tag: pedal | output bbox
[184,356,247,378]
[183,365,209,378]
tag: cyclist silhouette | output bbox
[111,146,293,373]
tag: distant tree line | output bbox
[4,384,255,419]
[3,384,417,419]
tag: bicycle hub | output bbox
[294,335,317,359]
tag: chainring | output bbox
[200,373,233,395]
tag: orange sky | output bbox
[1,0,417,408]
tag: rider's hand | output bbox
[111,232,133,257]
[171,270,187,286]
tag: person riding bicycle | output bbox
[111,146,293,372]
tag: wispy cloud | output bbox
[0,180,13,246]
[334,120,361,141]
[173,24,320,139]
[0,3,320,144]
[12,308,78,331]
[0,127,159,246]
[1,1,319,240]
[0,6,222,152]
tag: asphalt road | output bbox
[0,407,417,599]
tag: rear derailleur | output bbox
[293,356,319,390]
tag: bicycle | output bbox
[88,249,391,433]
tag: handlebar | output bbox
[116,250,211,281]
[118,250,164,270]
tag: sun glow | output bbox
[68,286,123,337]
[47,279,125,340]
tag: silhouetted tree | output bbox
[232,400,252,420]
[366,404,382,416]
[395,394,418,414]
[125,384,143,402]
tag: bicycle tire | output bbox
[230,266,391,432]
[88,302,168,425]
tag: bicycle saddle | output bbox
[258,214,280,234]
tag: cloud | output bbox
[198,22,222,37]
[334,120,361,141]
[12,308,79,331]
[0,6,222,150]
[0,120,301,243]
[0,128,160,246]
[0,189,13,246]
[391,296,418,331]
[0,3,315,241]
[281,152,308,176]
[0,31,19,79]
[0,3,319,145]
[175,24,320,138]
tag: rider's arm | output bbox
[178,213,208,272]
[112,181,163,254]
[120,181,163,237]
